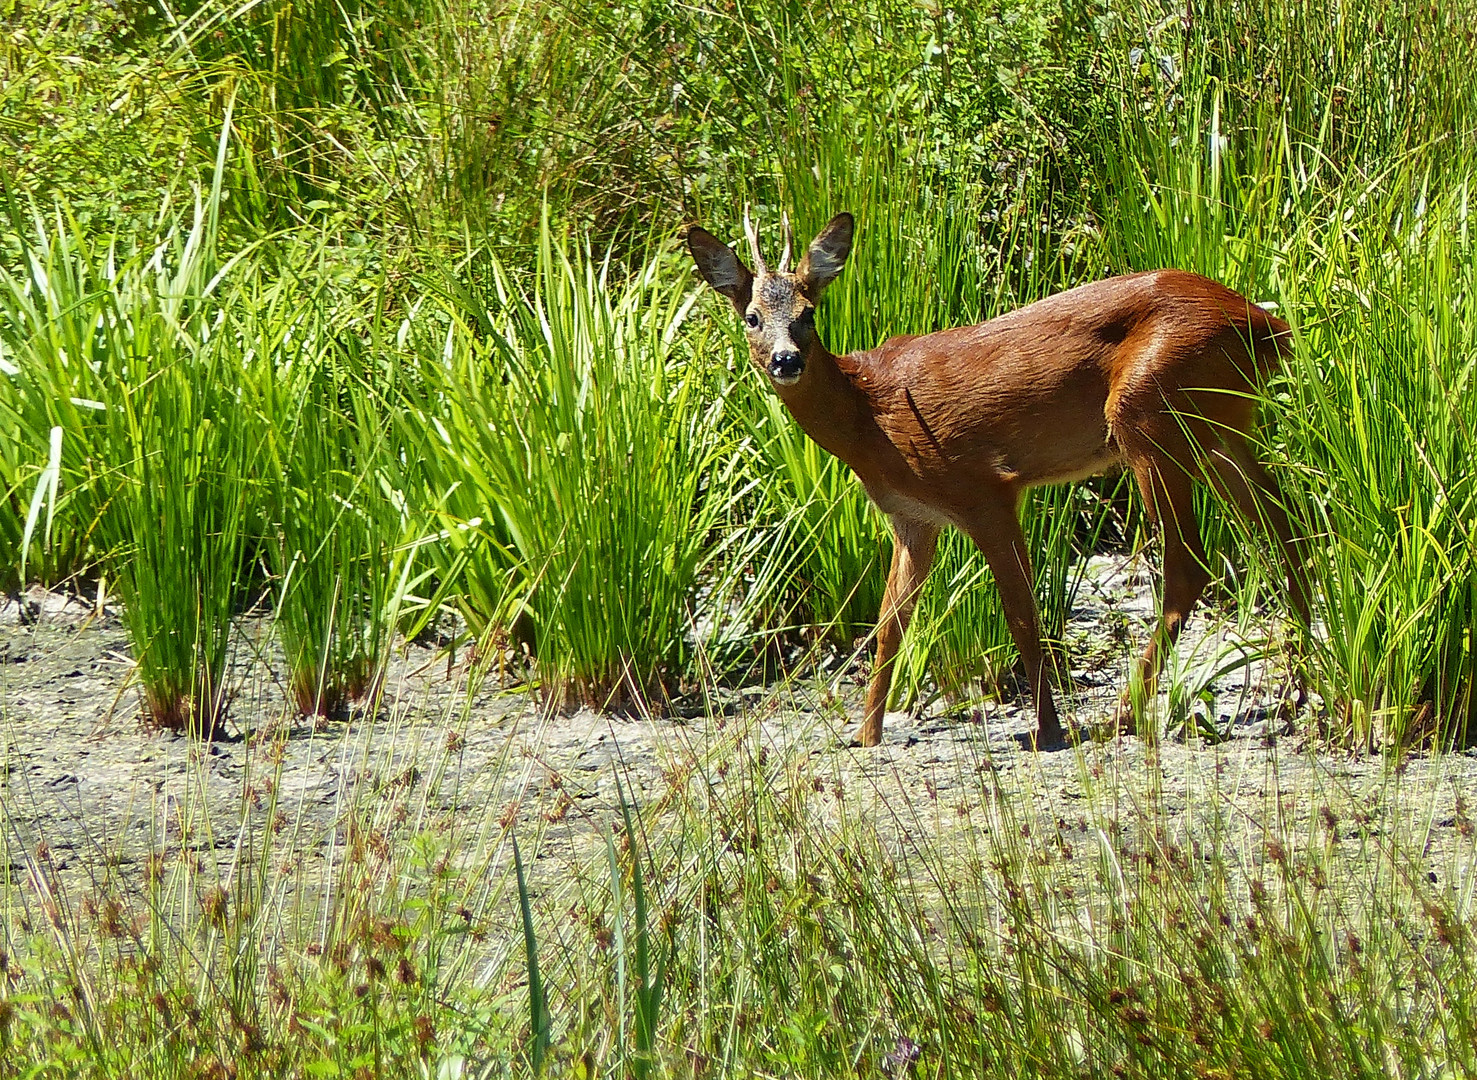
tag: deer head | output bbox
[687,210,854,387]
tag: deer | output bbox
[687,210,1310,749]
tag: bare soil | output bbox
[3,556,1475,911]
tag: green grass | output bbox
[3,0,1477,1072]
[256,321,410,718]
[2,0,1476,739]
[404,215,744,708]
[0,174,260,733]
[2,0,1475,737]
[1281,184,1477,744]
[1093,0,1477,744]
[2,677,1475,1077]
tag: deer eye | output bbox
[744,311,761,329]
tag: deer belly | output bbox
[1019,443,1123,486]
[863,484,958,526]
[1003,416,1121,487]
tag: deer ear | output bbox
[687,227,754,312]
[797,212,854,299]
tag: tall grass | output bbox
[0,208,113,590]
[0,173,418,732]
[8,0,1477,740]
[1283,185,1477,744]
[257,336,409,718]
[0,186,259,734]
[159,0,443,230]
[730,379,891,647]
[1096,0,1477,743]
[407,217,743,708]
[0,384,66,592]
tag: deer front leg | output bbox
[966,504,1065,749]
[857,517,939,747]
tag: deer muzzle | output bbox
[769,350,805,385]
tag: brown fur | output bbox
[688,214,1307,748]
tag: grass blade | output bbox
[513,836,550,1073]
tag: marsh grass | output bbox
[258,339,408,718]
[1280,189,1477,745]
[731,378,891,648]
[1095,0,1477,744]
[4,0,1476,744]
[103,342,257,736]
[0,207,118,590]
[408,215,743,709]
[3,666,1475,1077]
[0,177,260,734]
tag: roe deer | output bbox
[687,210,1309,748]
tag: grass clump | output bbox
[0,183,258,734]
[258,335,409,719]
[1094,0,1477,744]
[408,217,742,709]
[1281,186,1477,745]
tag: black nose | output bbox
[769,350,804,381]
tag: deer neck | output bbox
[774,346,880,470]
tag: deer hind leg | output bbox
[1205,434,1313,723]
[1205,436,1312,629]
[1116,454,1212,735]
[962,498,1065,749]
[857,516,939,747]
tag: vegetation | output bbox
[5,701,1476,1078]
[2,0,1477,1073]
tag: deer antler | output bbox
[743,205,768,274]
[778,211,794,274]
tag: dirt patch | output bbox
[3,556,1475,910]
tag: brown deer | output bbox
[687,210,1309,749]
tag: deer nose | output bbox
[769,350,804,384]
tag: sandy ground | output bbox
[3,555,1476,913]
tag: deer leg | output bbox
[1117,459,1211,735]
[1206,438,1313,723]
[965,502,1065,749]
[857,516,939,747]
[1206,439,1312,629]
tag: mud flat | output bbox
[3,555,1475,917]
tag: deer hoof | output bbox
[1111,698,1139,737]
[1012,726,1076,752]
